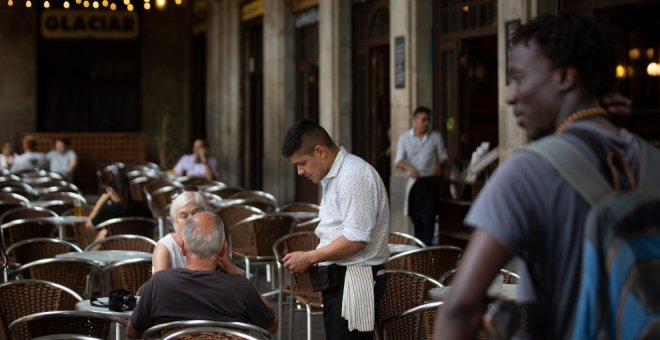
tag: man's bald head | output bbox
[183,211,226,260]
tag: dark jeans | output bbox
[321,265,387,340]
[412,214,436,246]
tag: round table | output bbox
[56,250,153,267]
[76,297,136,319]
[428,283,518,301]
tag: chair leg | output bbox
[306,304,312,340]
[288,293,295,340]
[276,264,283,340]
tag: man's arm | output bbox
[282,236,366,273]
[66,152,77,175]
[434,229,511,339]
[397,160,420,178]
[126,320,141,339]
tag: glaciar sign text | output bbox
[41,10,139,40]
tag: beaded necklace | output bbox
[555,107,608,134]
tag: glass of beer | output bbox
[74,199,83,217]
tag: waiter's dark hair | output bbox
[281,119,336,157]
[413,106,431,117]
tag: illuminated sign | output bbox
[41,10,139,40]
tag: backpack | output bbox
[525,131,660,340]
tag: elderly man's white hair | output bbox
[183,211,225,259]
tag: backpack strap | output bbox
[639,139,660,189]
[525,136,612,205]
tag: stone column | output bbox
[497,0,538,158]
[389,0,433,233]
[262,0,296,203]
[206,0,242,185]
[318,0,352,149]
[0,9,37,139]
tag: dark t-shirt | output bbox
[465,122,641,339]
[130,268,275,333]
[92,200,152,226]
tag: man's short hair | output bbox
[183,213,225,260]
[22,135,36,151]
[281,119,336,157]
[413,106,431,117]
[512,13,618,98]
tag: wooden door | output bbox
[241,19,264,190]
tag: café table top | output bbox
[76,297,138,319]
[428,283,518,301]
[56,250,153,267]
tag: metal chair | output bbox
[13,258,102,298]
[0,192,30,204]
[163,326,263,340]
[1,219,59,248]
[209,186,244,199]
[39,191,87,205]
[0,206,57,225]
[376,270,442,339]
[229,215,295,288]
[439,268,520,286]
[385,245,463,280]
[101,258,152,295]
[61,206,95,248]
[279,202,320,213]
[230,191,279,209]
[143,320,271,340]
[382,301,443,340]
[39,183,82,196]
[177,176,225,187]
[94,216,157,239]
[8,310,128,339]
[388,231,427,248]
[1,185,38,200]
[293,217,320,233]
[84,234,157,252]
[143,180,181,199]
[0,279,82,340]
[3,237,82,281]
[218,204,265,229]
[31,334,104,340]
[145,185,179,238]
[272,232,321,340]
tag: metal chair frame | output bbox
[94,217,157,239]
[438,268,520,286]
[1,218,59,249]
[388,231,427,248]
[162,326,262,340]
[385,245,463,281]
[272,232,321,340]
[13,257,102,298]
[84,234,157,252]
[382,301,443,340]
[279,202,320,213]
[143,320,271,340]
[0,279,82,340]
[0,206,57,225]
[230,191,279,209]
[3,237,82,281]
[38,192,87,205]
[8,310,127,340]
[101,257,153,295]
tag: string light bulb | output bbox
[43,0,49,7]
[83,0,89,7]
[144,2,150,9]
[92,1,98,8]
[25,0,31,7]
[63,0,70,7]
[127,3,133,11]
[102,0,108,6]
[175,0,182,5]
[109,2,116,9]
[156,0,165,9]
[8,0,14,6]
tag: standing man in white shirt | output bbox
[395,106,448,246]
[47,137,77,180]
[281,119,390,340]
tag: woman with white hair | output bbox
[152,187,242,275]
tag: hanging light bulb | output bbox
[102,0,108,6]
[8,0,13,6]
[127,3,134,11]
[25,0,32,7]
[155,0,165,9]
[92,1,99,8]
[83,0,89,7]
[109,2,116,9]
[144,2,150,9]
[63,0,70,7]
[175,0,182,5]
[75,0,81,4]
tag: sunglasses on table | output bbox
[170,185,200,201]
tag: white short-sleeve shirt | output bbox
[395,129,448,177]
[316,147,390,266]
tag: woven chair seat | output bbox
[8,310,127,339]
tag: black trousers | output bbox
[412,214,436,246]
[321,265,387,340]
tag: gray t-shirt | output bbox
[47,149,76,175]
[465,122,641,339]
[130,268,275,333]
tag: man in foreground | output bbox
[127,211,277,338]
[281,119,390,339]
[435,14,645,339]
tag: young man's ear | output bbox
[556,66,578,92]
[314,144,326,159]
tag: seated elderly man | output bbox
[127,211,278,338]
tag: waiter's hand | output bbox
[409,168,421,178]
[432,164,443,176]
[283,251,314,273]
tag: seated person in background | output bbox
[0,138,16,170]
[11,135,49,173]
[152,187,243,275]
[127,212,278,338]
[47,137,77,180]
[86,169,151,247]
[173,139,218,180]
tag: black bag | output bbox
[91,289,137,312]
